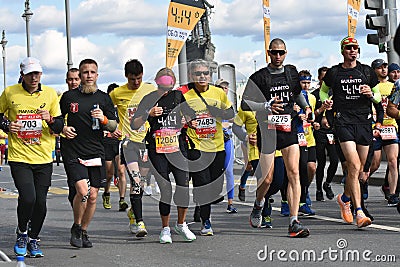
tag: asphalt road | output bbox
[0,163,399,267]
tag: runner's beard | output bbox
[81,84,97,94]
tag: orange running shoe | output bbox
[337,194,353,223]
[356,211,372,228]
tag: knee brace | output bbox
[81,179,91,203]
[127,170,142,195]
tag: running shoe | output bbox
[381,185,390,200]
[238,186,246,202]
[337,194,353,223]
[249,203,263,228]
[356,211,372,228]
[362,182,369,200]
[316,190,325,202]
[226,204,238,213]
[387,194,400,207]
[136,221,148,238]
[102,193,111,209]
[82,230,93,248]
[70,223,83,248]
[280,201,289,217]
[261,216,272,228]
[159,227,172,244]
[288,220,310,238]
[144,185,152,196]
[27,239,43,257]
[323,182,334,200]
[119,200,128,211]
[174,222,196,242]
[299,203,315,216]
[200,220,213,236]
[127,208,137,234]
[193,205,201,222]
[14,232,28,256]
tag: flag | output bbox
[166,0,205,69]
[347,0,361,37]
[263,0,270,63]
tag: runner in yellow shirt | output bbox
[109,59,156,238]
[184,59,235,235]
[0,57,63,257]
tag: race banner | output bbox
[166,0,205,69]
[263,0,270,63]
[347,0,361,37]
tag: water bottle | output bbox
[16,255,26,267]
[92,104,100,130]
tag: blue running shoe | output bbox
[299,203,315,216]
[14,232,28,256]
[280,201,289,217]
[28,239,43,257]
[261,216,272,228]
[200,219,213,236]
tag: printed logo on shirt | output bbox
[70,103,79,113]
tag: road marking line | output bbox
[231,200,400,232]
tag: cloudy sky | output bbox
[0,0,398,93]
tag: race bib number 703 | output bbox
[17,114,43,139]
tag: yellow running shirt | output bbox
[0,83,61,164]
[110,83,156,143]
[234,108,259,161]
[304,92,316,147]
[185,85,232,152]
[380,81,397,128]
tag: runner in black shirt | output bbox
[320,37,380,228]
[241,38,311,237]
[60,59,118,248]
[132,67,196,243]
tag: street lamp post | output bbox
[65,0,73,70]
[0,30,7,89]
[22,0,33,57]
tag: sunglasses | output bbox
[269,50,286,56]
[344,45,359,51]
[194,71,210,76]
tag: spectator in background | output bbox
[215,78,237,214]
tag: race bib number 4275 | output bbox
[17,114,43,139]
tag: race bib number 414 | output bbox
[17,114,43,139]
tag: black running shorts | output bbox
[335,124,373,146]
[64,158,106,188]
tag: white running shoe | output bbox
[174,222,196,242]
[127,208,137,234]
[159,227,172,244]
[144,186,152,196]
[155,182,160,194]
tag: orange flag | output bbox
[347,0,361,37]
[166,0,205,69]
[263,0,271,63]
